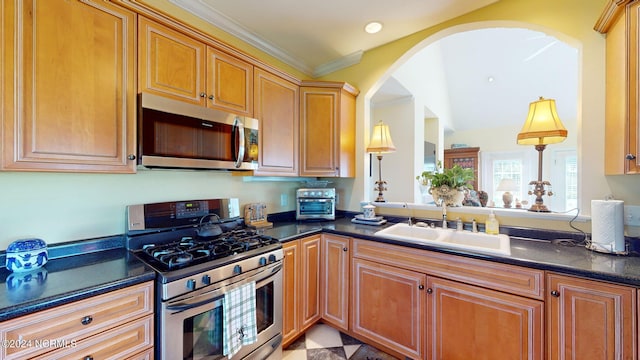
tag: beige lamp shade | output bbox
[517,97,568,145]
[496,178,518,192]
[366,121,396,153]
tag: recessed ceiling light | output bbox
[365,21,383,34]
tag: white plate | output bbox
[355,214,384,221]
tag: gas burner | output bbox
[133,228,280,272]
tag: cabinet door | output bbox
[351,258,426,359]
[299,87,339,177]
[627,1,640,173]
[427,277,544,360]
[254,69,299,176]
[547,273,636,360]
[300,235,321,330]
[2,0,136,173]
[206,47,253,116]
[138,17,206,106]
[444,147,480,190]
[321,234,349,331]
[282,240,300,346]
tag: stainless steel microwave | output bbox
[138,93,258,171]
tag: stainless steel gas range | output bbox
[125,198,283,360]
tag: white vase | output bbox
[429,185,466,207]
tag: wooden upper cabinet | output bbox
[300,82,358,177]
[138,17,253,116]
[547,273,636,360]
[254,68,299,176]
[596,0,640,174]
[138,16,206,106]
[207,47,253,116]
[1,0,137,173]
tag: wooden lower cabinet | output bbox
[0,281,154,360]
[321,234,350,331]
[282,235,321,347]
[547,272,636,360]
[351,258,426,359]
[427,277,544,360]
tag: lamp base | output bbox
[527,203,550,212]
[502,192,513,208]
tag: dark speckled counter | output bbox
[262,218,640,287]
[0,248,156,322]
[4,218,640,322]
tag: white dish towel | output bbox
[223,281,258,358]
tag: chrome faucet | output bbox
[404,202,413,226]
[441,204,447,229]
[471,219,478,233]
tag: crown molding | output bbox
[313,50,364,78]
[169,0,361,78]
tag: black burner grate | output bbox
[137,230,279,271]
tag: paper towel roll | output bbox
[590,200,625,253]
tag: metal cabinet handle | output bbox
[81,315,93,325]
[626,154,637,160]
[551,290,560,297]
[426,287,433,294]
[84,356,94,360]
[199,92,207,98]
[127,154,136,160]
[343,247,348,252]
[208,95,214,100]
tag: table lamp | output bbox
[517,97,568,212]
[366,121,396,202]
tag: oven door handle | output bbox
[166,262,282,312]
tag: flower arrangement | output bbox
[416,162,474,190]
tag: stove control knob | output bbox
[233,265,242,274]
[259,257,267,266]
[268,254,277,263]
[202,274,211,285]
[186,279,196,291]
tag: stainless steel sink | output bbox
[374,223,511,256]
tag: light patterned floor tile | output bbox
[343,344,361,358]
[305,323,343,349]
[282,349,308,360]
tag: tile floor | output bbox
[283,323,399,360]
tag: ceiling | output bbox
[170,0,498,77]
[372,28,579,132]
[169,1,578,133]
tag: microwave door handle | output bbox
[233,117,245,168]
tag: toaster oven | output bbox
[296,188,335,220]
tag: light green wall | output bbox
[0,170,301,248]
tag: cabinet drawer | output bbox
[0,281,153,360]
[352,239,544,299]
[33,315,153,360]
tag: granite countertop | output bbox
[3,217,640,322]
[262,218,640,287]
[0,247,156,322]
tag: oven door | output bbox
[296,198,335,220]
[160,262,282,360]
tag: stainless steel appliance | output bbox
[126,199,283,360]
[296,188,336,220]
[138,93,259,171]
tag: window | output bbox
[481,151,534,207]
